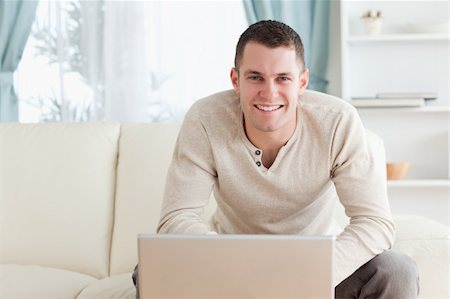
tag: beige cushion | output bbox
[0,264,96,299]
[393,214,450,299]
[0,123,120,278]
[77,273,136,299]
[109,123,180,275]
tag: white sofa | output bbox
[0,122,448,299]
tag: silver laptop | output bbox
[138,234,334,299]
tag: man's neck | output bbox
[245,126,290,152]
[244,118,297,168]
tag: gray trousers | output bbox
[335,250,419,299]
[132,249,419,299]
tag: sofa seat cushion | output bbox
[77,273,135,299]
[393,214,450,299]
[0,264,96,299]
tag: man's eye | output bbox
[248,76,261,81]
[278,76,290,81]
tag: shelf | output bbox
[387,180,450,188]
[355,106,450,113]
[347,33,449,43]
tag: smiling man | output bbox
[231,40,307,168]
[231,38,308,168]
[135,20,419,298]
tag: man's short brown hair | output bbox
[234,20,305,69]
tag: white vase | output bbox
[363,18,383,35]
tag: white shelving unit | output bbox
[356,107,450,113]
[347,33,449,43]
[338,1,450,226]
[387,180,450,188]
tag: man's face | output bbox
[230,42,309,137]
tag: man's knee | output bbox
[373,251,418,280]
[336,250,419,299]
[370,250,420,296]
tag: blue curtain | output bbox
[0,0,38,121]
[243,0,330,92]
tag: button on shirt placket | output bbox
[255,150,262,167]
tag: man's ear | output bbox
[230,67,239,92]
[299,68,309,94]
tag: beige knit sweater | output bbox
[158,89,395,286]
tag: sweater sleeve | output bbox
[330,108,395,286]
[157,104,217,234]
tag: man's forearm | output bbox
[334,215,395,286]
[157,208,211,234]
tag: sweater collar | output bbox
[237,97,303,171]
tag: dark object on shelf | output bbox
[376,92,438,101]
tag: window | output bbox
[16,0,248,122]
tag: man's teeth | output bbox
[255,105,282,111]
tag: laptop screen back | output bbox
[138,234,334,299]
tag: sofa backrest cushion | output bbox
[110,123,181,275]
[0,123,120,278]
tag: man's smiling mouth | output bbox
[254,105,283,112]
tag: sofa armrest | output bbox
[392,214,449,299]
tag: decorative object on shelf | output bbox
[351,92,437,108]
[361,10,384,35]
[387,162,411,180]
[351,97,425,108]
[376,92,437,101]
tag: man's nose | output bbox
[259,81,278,100]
